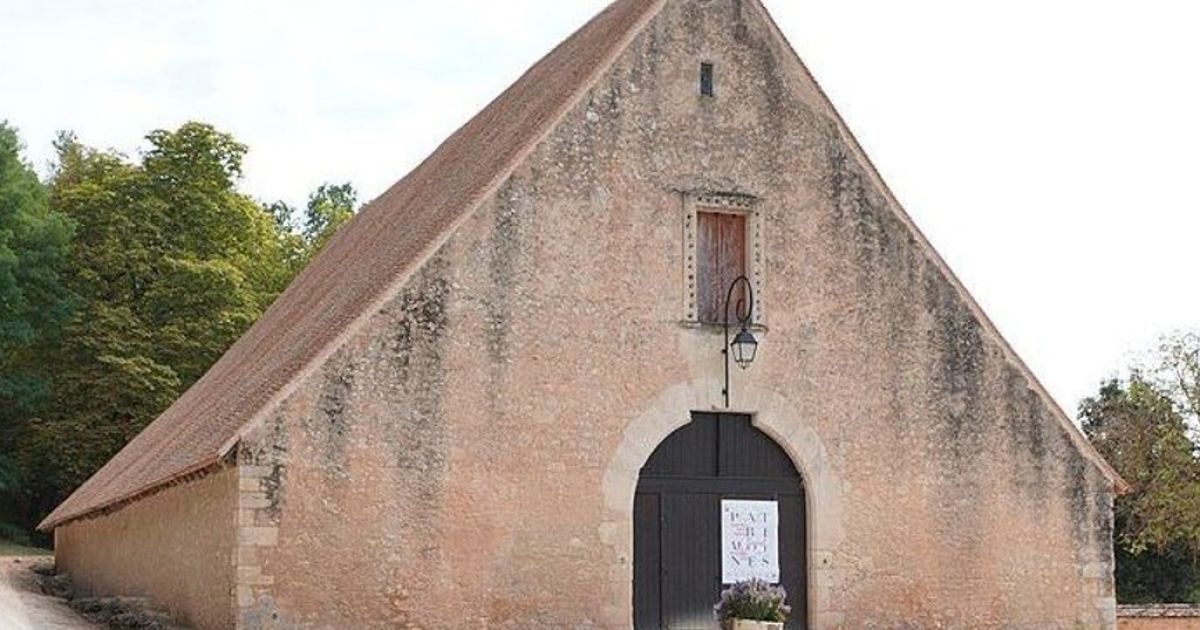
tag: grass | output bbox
[0,539,51,557]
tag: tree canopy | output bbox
[0,122,356,542]
[1082,332,1200,603]
[0,123,74,411]
[0,122,74,542]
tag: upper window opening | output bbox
[696,210,746,324]
[700,62,715,97]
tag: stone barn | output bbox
[40,0,1126,628]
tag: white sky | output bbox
[1,1,1196,415]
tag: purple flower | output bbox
[713,578,791,623]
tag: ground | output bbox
[0,540,52,557]
[0,556,99,630]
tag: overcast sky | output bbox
[1,1,1196,415]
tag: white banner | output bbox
[721,499,780,584]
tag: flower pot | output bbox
[731,620,784,630]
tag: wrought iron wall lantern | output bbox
[722,275,758,407]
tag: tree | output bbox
[13,123,302,533]
[302,182,357,253]
[265,181,358,272]
[1082,332,1200,603]
[0,120,360,543]
[0,123,74,406]
[1155,332,1200,433]
[0,122,73,537]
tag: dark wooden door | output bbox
[634,413,806,629]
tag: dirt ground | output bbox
[0,556,99,630]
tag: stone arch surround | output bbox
[600,379,847,628]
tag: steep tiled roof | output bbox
[40,0,666,530]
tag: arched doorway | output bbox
[634,412,807,629]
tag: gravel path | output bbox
[0,557,99,630]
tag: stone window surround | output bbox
[682,191,765,327]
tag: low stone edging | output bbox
[1118,605,1200,629]
[1119,605,1200,618]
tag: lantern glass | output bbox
[730,328,758,369]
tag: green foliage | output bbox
[0,521,33,548]
[0,123,73,355]
[1156,332,1200,431]
[1113,530,1200,604]
[0,123,74,411]
[0,453,18,495]
[266,181,358,267]
[0,535,50,556]
[263,181,357,278]
[303,182,357,253]
[1082,332,1200,603]
[0,121,359,540]
[0,122,74,534]
[21,124,282,511]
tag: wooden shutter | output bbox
[696,211,747,324]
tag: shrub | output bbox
[0,520,32,546]
[714,578,791,624]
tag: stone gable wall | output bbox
[228,0,1116,627]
